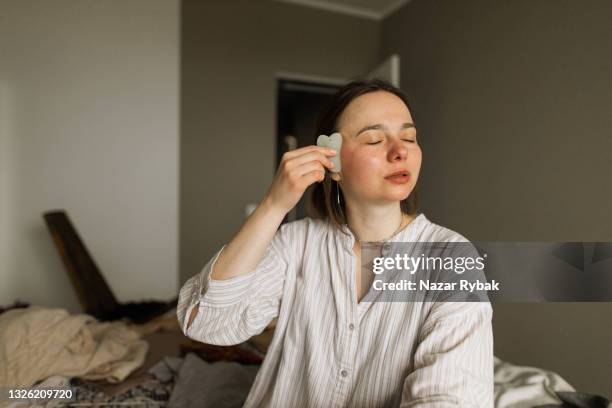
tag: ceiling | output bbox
[275,0,411,21]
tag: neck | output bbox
[344,203,408,242]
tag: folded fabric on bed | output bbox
[0,307,148,388]
[541,391,611,408]
[495,356,576,407]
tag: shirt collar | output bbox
[335,213,427,252]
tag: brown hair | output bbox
[309,78,420,232]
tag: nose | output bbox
[387,138,408,162]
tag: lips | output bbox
[385,169,410,178]
[385,169,411,184]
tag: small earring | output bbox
[336,183,340,205]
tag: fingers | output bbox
[282,145,336,161]
[303,169,326,185]
[283,164,325,194]
[294,160,326,178]
[282,150,335,172]
[277,145,338,193]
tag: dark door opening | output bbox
[276,79,342,223]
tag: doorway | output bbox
[276,79,342,223]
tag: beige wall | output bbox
[0,0,180,311]
[180,0,380,284]
[382,0,612,395]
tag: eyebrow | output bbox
[354,122,416,138]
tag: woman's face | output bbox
[334,90,421,206]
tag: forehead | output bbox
[337,91,412,130]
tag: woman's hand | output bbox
[263,145,337,215]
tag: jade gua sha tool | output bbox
[316,132,342,173]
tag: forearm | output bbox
[400,302,494,407]
[210,196,286,280]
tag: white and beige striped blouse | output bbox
[177,213,494,407]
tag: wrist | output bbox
[259,195,288,219]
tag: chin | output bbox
[384,186,413,199]
[380,192,411,202]
[357,184,413,203]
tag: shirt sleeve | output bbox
[176,222,292,346]
[399,301,494,407]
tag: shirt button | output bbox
[348,323,355,331]
[382,243,392,255]
[340,369,348,377]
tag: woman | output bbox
[177,79,494,407]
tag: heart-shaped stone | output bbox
[316,132,342,173]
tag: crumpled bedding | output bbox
[147,354,604,408]
[149,353,259,408]
[494,356,611,407]
[0,307,148,388]
[495,356,575,407]
[1,307,608,407]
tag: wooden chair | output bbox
[43,210,177,324]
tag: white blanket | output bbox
[0,307,148,389]
[494,356,575,407]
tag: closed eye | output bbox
[368,139,415,145]
[366,135,416,144]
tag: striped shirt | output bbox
[177,213,494,407]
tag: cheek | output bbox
[413,148,423,169]
[342,148,383,180]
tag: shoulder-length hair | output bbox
[309,78,419,231]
